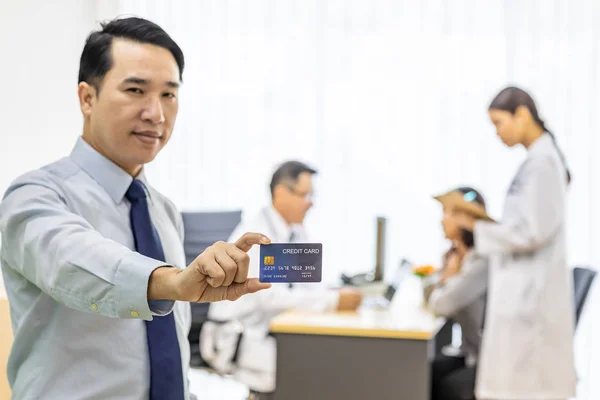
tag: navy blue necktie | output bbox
[126,179,184,400]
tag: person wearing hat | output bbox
[426,186,491,400]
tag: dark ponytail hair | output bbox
[489,86,571,184]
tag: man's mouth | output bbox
[132,131,162,145]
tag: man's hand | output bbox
[148,232,272,302]
[336,287,363,311]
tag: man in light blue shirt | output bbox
[0,17,271,400]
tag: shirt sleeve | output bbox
[473,155,565,256]
[427,254,488,317]
[0,176,172,321]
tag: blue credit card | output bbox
[259,243,322,283]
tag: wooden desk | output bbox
[0,292,12,400]
[270,306,442,400]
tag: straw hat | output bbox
[433,189,495,222]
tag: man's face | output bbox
[274,172,314,224]
[78,38,180,175]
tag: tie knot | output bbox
[125,179,147,202]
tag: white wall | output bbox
[0,0,98,195]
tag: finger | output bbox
[226,278,271,301]
[234,232,271,252]
[197,257,225,288]
[225,245,250,283]
[214,251,238,287]
[196,278,272,302]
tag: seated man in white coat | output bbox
[200,161,362,398]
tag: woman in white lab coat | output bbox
[455,86,576,400]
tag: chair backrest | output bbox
[181,211,243,367]
[181,211,243,265]
[573,266,597,327]
[181,210,243,320]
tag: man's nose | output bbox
[141,96,165,125]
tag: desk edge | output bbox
[270,324,434,340]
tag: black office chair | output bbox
[573,266,597,328]
[181,210,243,367]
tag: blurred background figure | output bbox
[425,187,490,400]
[455,87,576,400]
[200,161,362,399]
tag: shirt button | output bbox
[130,311,140,318]
[91,304,98,312]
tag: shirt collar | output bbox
[70,136,152,204]
[528,132,552,157]
[265,206,293,241]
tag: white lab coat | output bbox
[473,133,576,400]
[199,206,339,393]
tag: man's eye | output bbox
[163,92,176,99]
[126,88,143,94]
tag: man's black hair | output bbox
[269,161,317,197]
[78,17,184,91]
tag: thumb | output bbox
[226,278,272,301]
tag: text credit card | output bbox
[259,243,322,283]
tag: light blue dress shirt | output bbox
[0,137,192,399]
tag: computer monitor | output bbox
[374,216,386,282]
[340,216,388,286]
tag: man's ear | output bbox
[272,184,288,200]
[78,82,97,117]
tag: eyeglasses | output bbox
[287,186,314,202]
